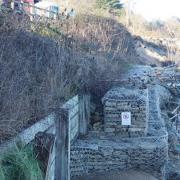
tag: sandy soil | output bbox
[72,170,158,180]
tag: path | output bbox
[72,170,158,180]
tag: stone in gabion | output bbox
[102,87,148,137]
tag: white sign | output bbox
[121,112,131,126]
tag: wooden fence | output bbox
[9,1,71,20]
[45,94,91,180]
[0,93,91,180]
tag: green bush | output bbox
[96,0,124,16]
[96,0,123,10]
[0,144,44,180]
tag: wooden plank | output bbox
[45,143,55,180]
[55,108,69,180]
[0,113,55,153]
[18,113,55,144]
[69,105,79,119]
[79,94,90,135]
[62,96,79,110]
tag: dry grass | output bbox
[0,11,138,142]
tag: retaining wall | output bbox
[70,85,169,179]
[102,88,148,137]
[70,133,168,179]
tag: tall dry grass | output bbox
[0,11,138,142]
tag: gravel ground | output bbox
[72,170,158,180]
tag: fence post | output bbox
[55,108,70,180]
[79,93,91,135]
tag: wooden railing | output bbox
[13,1,59,19]
[45,94,91,180]
[0,93,91,180]
[1,0,72,20]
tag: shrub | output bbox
[96,0,123,10]
[0,144,44,180]
[0,12,137,142]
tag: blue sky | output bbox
[123,0,180,21]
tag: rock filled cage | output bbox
[102,87,148,137]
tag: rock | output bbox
[93,122,102,131]
[100,146,114,156]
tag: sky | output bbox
[123,0,180,21]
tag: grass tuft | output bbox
[0,143,44,180]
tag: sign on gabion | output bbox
[102,87,148,137]
[121,112,131,126]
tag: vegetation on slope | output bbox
[96,0,124,16]
[0,11,138,142]
[0,0,178,142]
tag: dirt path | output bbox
[72,170,158,180]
